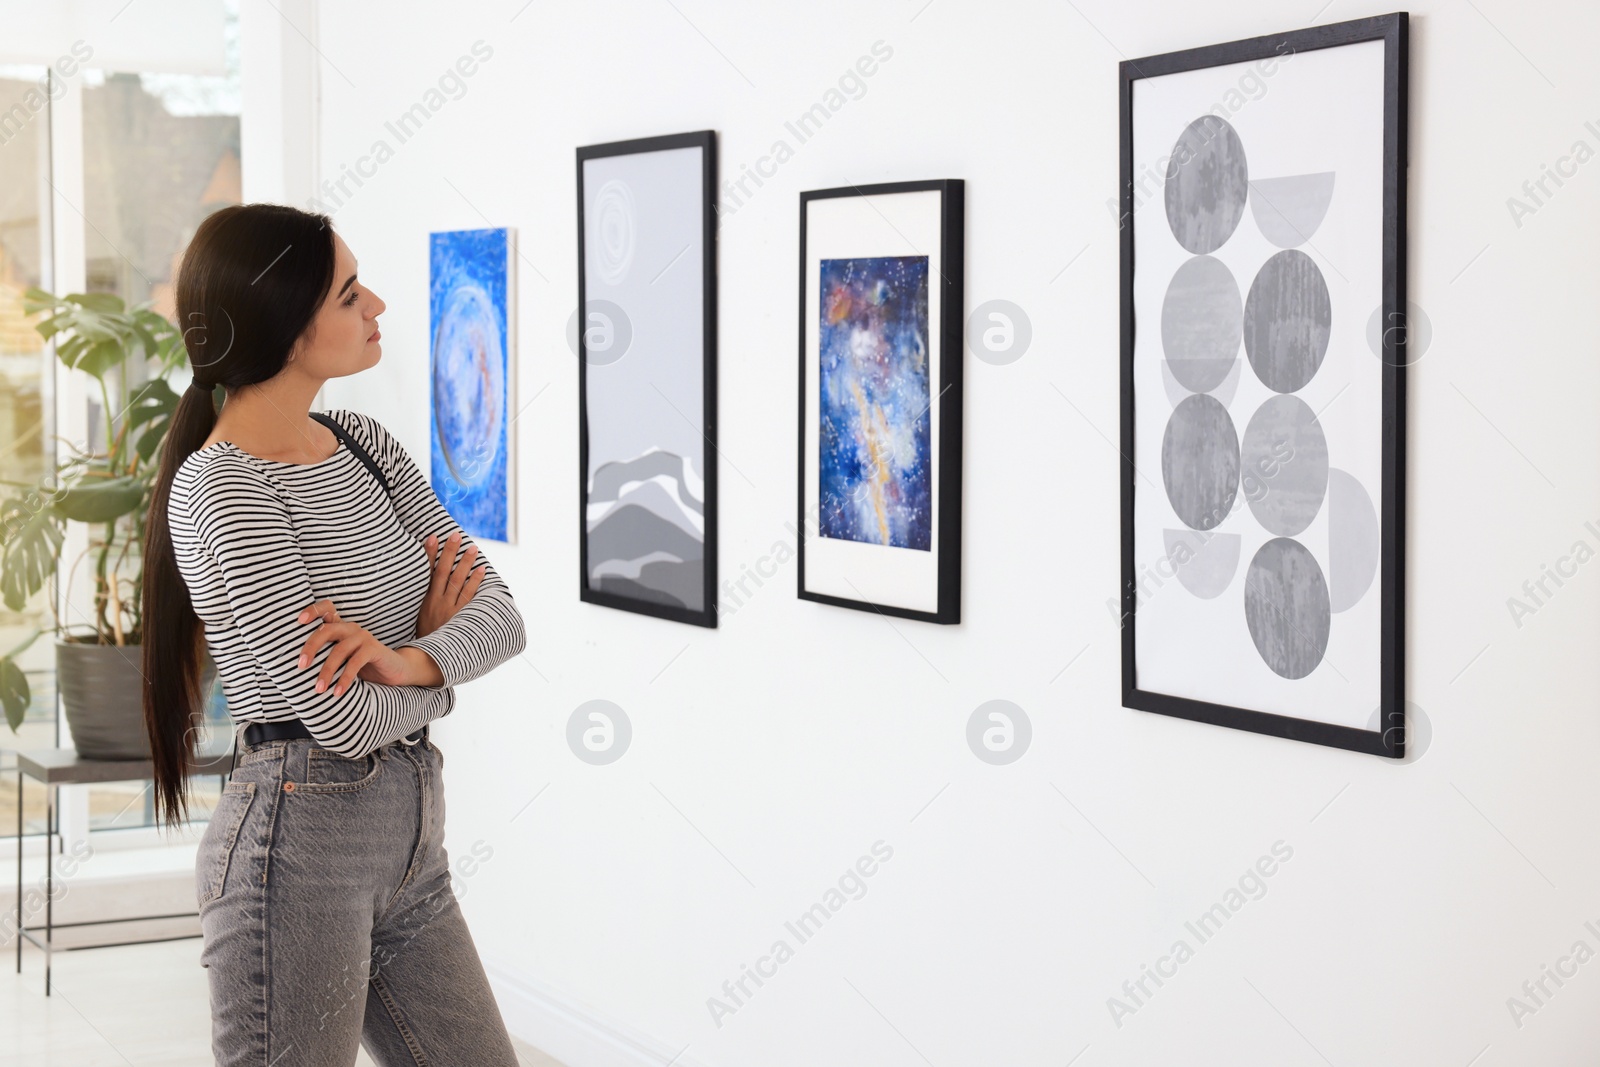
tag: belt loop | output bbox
[378,743,389,762]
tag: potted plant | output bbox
[1,287,215,758]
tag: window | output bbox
[2,1,241,838]
[0,61,60,840]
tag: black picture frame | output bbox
[796,179,965,625]
[576,130,718,628]
[1118,14,1408,756]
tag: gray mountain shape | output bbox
[590,451,703,514]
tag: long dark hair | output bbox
[142,203,336,826]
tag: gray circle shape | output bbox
[1243,538,1331,680]
[1244,250,1332,393]
[567,699,632,765]
[1161,255,1243,393]
[1161,393,1240,532]
[1365,300,1432,367]
[566,299,633,366]
[1164,115,1250,255]
[1240,394,1329,536]
[966,299,1032,365]
[967,700,1031,765]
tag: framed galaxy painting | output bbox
[1119,14,1408,756]
[798,180,964,624]
[429,226,515,543]
[577,130,718,628]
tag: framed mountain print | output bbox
[798,180,964,624]
[1119,14,1408,755]
[577,130,718,627]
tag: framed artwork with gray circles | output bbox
[797,179,964,624]
[1118,14,1408,756]
[577,130,718,628]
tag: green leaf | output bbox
[127,379,178,463]
[33,310,72,339]
[1,656,29,733]
[0,495,64,612]
[135,424,165,462]
[127,377,178,427]
[72,319,120,343]
[132,306,169,330]
[66,292,126,314]
[22,287,61,315]
[33,290,179,383]
[76,338,124,380]
[55,335,87,368]
[129,319,159,362]
[49,476,145,523]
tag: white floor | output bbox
[2,936,565,1066]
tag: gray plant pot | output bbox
[56,639,218,760]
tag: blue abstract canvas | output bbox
[818,255,931,551]
[429,228,511,541]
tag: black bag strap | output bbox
[310,411,390,495]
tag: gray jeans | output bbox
[196,735,518,1066]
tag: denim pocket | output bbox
[300,749,381,792]
[198,781,255,907]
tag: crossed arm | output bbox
[191,458,455,757]
[353,412,528,685]
[191,413,527,757]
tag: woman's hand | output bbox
[415,530,488,638]
[297,599,417,696]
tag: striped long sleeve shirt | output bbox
[167,408,526,757]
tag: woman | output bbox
[141,202,526,1066]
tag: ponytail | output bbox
[140,204,335,826]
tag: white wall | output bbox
[294,1,1600,1063]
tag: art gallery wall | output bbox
[253,0,1600,1061]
